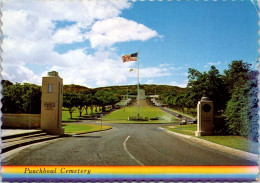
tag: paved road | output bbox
[160,107,194,121]
[2,123,256,166]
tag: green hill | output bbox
[63,84,92,93]
[2,80,186,96]
[63,84,186,95]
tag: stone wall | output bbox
[2,114,41,129]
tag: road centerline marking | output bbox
[123,136,144,166]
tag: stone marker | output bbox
[139,89,145,100]
[195,97,214,136]
[41,71,64,135]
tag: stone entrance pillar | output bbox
[41,71,64,135]
[195,97,214,136]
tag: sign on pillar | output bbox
[41,71,64,135]
[195,97,214,136]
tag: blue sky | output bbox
[2,0,258,88]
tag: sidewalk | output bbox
[1,129,61,154]
[159,127,258,163]
[2,129,43,139]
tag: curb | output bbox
[105,122,178,124]
[71,127,113,136]
[158,127,258,163]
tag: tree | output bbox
[223,60,251,95]
[225,83,249,137]
[2,83,24,113]
[205,66,227,113]
[83,93,93,115]
[1,80,13,87]
[94,90,121,111]
[63,91,78,119]
[22,83,42,114]
[186,66,227,114]
[161,92,177,107]
[76,91,89,117]
[2,83,41,114]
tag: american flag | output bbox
[129,68,136,72]
[122,52,138,62]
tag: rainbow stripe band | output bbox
[2,166,258,182]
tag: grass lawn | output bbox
[62,110,84,122]
[200,136,258,154]
[165,124,258,154]
[103,106,179,123]
[62,123,111,135]
[166,124,197,136]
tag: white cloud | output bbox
[2,63,42,84]
[53,24,85,44]
[47,49,129,87]
[2,10,53,40]
[205,61,221,68]
[2,1,164,87]
[159,63,170,68]
[169,80,188,88]
[170,66,182,71]
[90,17,159,48]
[3,1,131,26]
[139,67,170,78]
[146,79,154,84]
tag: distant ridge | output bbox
[63,84,186,95]
[63,84,92,93]
[2,80,186,95]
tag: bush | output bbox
[225,71,258,142]
[213,116,228,135]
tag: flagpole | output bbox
[137,50,140,119]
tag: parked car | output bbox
[176,114,182,118]
[179,118,187,125]
[188,119,197,124]
[179,121,187,125]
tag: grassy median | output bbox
[103,106,179,123]
[165,124,258,154]
[62,123,111,135]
